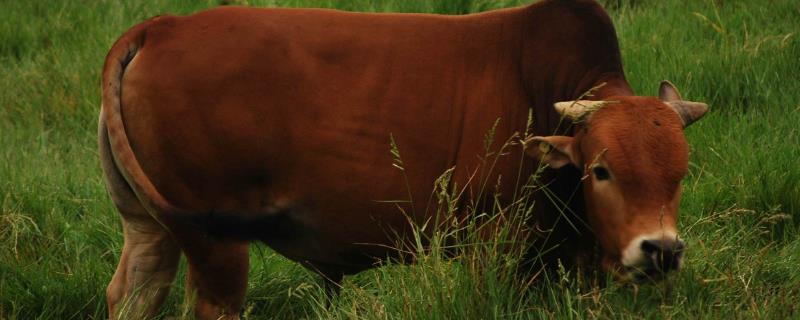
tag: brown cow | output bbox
[99,0,707,318]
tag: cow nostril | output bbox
[639,238,685,274]
[641,239,660,254]
[641,239,685,255]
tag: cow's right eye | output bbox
[593,166,610,181]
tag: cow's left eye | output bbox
[593,166,610,181]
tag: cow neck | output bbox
[518,0,632,137]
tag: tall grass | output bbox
[1,0,798,319]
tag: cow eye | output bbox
[593,166,610,181]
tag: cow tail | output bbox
[101,17,181,220]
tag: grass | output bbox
[1,0,799,319]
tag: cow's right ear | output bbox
[524,136,578,169]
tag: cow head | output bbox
[525,81,708,280]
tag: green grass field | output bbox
[1,0,799,319]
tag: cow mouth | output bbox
[607,265,672,283]
[615,231,685,282]
[623,265,672,282]
[605,253,683,283]
[617,252,684,283]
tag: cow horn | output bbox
[665,101,709,128]
[554,100,609,121]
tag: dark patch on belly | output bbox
[197,206,399,274]
[202,207,304,242]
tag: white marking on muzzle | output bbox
[621,230,680,267]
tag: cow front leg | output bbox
[183,240,250,320]
[318,267,344,298]
[302,261,344,301]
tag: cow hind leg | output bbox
[107,218,181,319]
[100,117,181,319]
[180,239,249,320]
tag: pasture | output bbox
[1,0,799,318]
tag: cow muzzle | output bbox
[620,232,685,280]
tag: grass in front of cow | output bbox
[1,0,799,319]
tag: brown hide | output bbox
[103,0,631,279]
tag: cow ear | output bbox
[659,80,709,128]
[524,136,578,169]
[659,80,683,101]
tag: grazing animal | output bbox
[99,0,707,318]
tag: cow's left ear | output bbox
[524,136,578,169]
[659,80,683,102]
[660,80,709,128]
